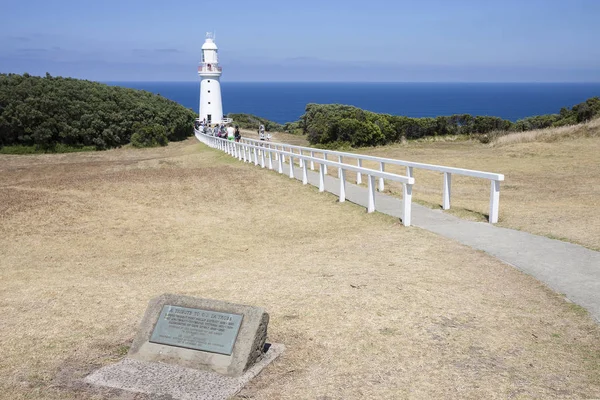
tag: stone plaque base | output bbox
[85,343,284,400]
[128,294,269,377]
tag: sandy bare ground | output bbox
[259,124,600,251]
[1,138,599,399]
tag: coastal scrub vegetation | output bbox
[226,112,283,132]
[0,73,197,152]
[301,97,600,147]
[490,116,600,146]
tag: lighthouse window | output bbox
[208,90,211,93]
[208,80,211,83]
[208,102,211,104]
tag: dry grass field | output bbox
[261,120,600,250]
[1,138,600,400]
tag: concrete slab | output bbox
[85,343,284,400]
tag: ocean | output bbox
[106,82,600,124]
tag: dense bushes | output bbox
[226,113,283,132]
[301,97,600,147]
[0,73,197,151]
[130,124,168,148]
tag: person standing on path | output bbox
[227,124,235,141]
[234,126,241,142]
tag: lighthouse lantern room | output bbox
[198,33,230,125]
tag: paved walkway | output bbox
[270,159,600,323]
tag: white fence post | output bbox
[319,163,325,192]
[323,154,328,175]
[356,159,363,184]
[339,168,346,202]
[268,150,273,170]
[237,143,242,161]
[299,150,304,168]
[274,145,279,161]
[403,183,412,227]
[379,162,385,191]
[281,146,285,163]
[253,148,258,166]
[289,156,295,179]
[278,151,283,173]
[310,151,315,170]
[302,160,308,184]
[367,175,375,213]
[407,166,413,178]
[261,148,266,168]
[489,180,500,224]
[442,172,452,210]
[338,155,343,178]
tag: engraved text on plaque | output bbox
[150,305,243,355]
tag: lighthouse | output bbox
[198,33,230,125]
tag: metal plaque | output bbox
[149,305,243,355]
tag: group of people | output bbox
[195,119,272,142]
[197,120,241,142]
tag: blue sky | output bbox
[1,0,599,82]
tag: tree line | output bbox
[300,97,600,147]
[0,73,197,151]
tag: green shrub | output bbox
[0,73,197,151]
[301,98,600,147]
[130,124,168,148]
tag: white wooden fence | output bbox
[237,136,505,223]
[195,130,415,226]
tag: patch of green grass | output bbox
[546,233,575,243]
[566,302,589,317]
[542,233,600,251]
[379,327,398,336]
[0,144,96,154]
[446,207,489,223]
[413,198,442,209]
[114,345,130,358]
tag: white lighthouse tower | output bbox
[198,33,230,125]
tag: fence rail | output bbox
[195,130,415,226]
[237,136,504,223]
